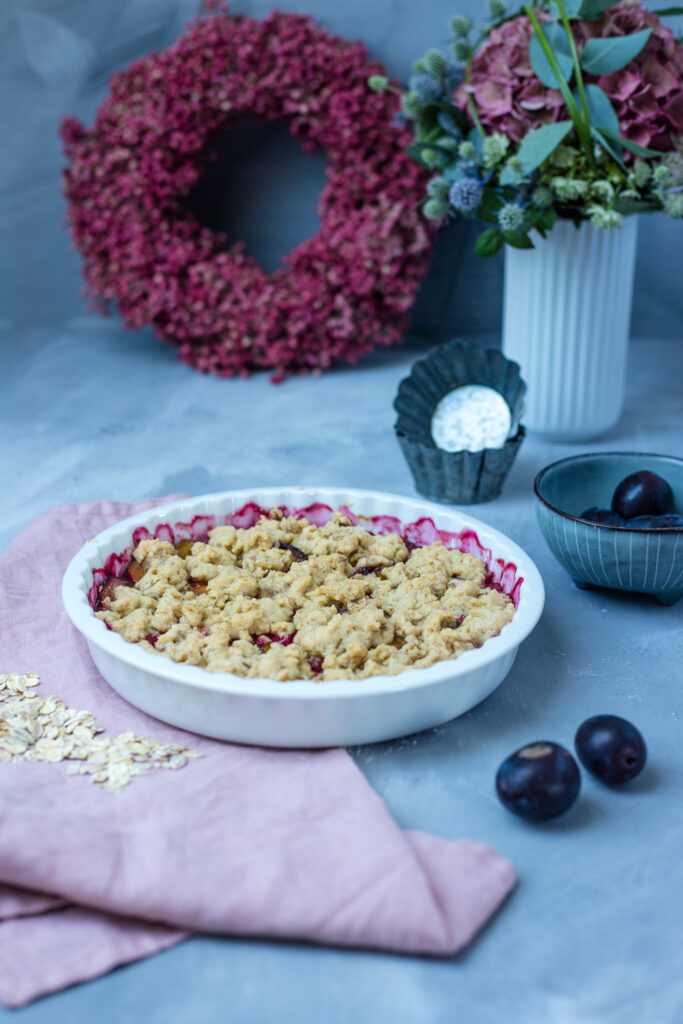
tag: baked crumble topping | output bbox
[95,511,515,681]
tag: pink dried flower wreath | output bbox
[61,8,433,380]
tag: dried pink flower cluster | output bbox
[456,0,683,150]
[61,9,433,379]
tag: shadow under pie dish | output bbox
[62,488,545,747]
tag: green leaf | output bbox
[536,207,558,232]
[414,112,441,144]
[614,197,659,215]
[405,143,430,166]
[529,22,574,88]
[599,126,667,158]
[590,126,625,168]
[503,231,535,249]
[582,83,620,132]
[478,190,504,222]
[529,209,550,238]
[575,0,621,17]
[580,29,651,74]
[474,228,504,258]
[517,120,574,173]
[652,6,683,13]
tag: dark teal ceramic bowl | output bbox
[534,452,683,605]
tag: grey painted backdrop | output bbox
[1,0,681,340]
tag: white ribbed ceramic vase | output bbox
[502,216,638,442]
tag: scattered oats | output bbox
[33,738,69,763]
[1,673,40,696]
[0,673,202,792]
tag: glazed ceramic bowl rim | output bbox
[62,486,545,702]
[534,452,683,533]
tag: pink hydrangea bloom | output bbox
[61,9,433,379]
[455,0,683,150]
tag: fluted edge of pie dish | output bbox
[62,487,545,745]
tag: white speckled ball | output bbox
[431,386,512,453]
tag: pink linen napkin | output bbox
[0,500,515,1007]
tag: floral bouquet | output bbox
[370,0,683,255]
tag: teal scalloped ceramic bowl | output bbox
[534,452,683,605]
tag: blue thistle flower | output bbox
[443,65,462,93]
[449,178,484,213]
[409,73,442,105]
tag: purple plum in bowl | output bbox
[534,452,683,605]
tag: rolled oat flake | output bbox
[431,385,512,453]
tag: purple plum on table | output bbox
[495,742,580,822]
[575,715,647,786]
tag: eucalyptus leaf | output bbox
[529,22,574,89]
[590,126,625,168]
[517,120,574,173]
[546,0,583,16]
[499,164,523,186]
[582,83,620,132]
[468,128,485,160]
[576,0,620,17]
[580,29,651,74]
[599,126,666,158]
[475,228,504,258]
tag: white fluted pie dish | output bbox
[62,487,545,747]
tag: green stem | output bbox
[555,0,595,166]
[464,65,485,137]
[523,4,591,153]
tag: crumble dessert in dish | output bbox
[94,508,516,681]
